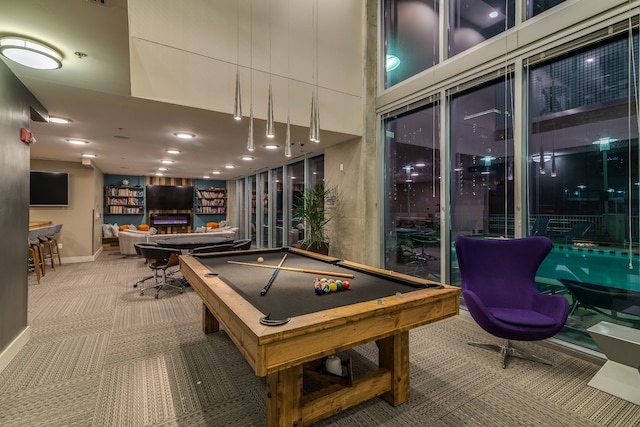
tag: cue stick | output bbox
[260,254,287,296]
[227,260,355,279]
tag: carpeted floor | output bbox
[1,251,639,426]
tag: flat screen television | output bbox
[146,185,193,210]
[30,171,69,206]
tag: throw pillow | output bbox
[149,227,158,235]
[206,222,219,229]
[112,224,120,237]
[119,224,129,231]
[138,224,150,231]
[102,224,114,238]
[195,226,206,233]
[128,224,137,230]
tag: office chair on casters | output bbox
[455,235,570,368]
[137,245,185,298]
[133,242,161,289]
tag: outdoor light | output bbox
[0,37,62,70]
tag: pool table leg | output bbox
[266,364,303,427]
[377,331,410,406]
[202,303,220,333]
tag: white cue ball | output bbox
[257,257,264,263]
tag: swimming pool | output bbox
[537,244,640,291]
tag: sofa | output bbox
[118,227,238,256]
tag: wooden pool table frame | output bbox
[180,247,460,426]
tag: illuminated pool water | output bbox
[537,245,640,291]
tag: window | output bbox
[384,102,441,279]
[383,0,440,88]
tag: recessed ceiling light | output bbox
[155,172,164,176]
[0,36,62,70]
[212,171,221,175]
[81,153,96,158]
[415,162,426,167]
[489,11,499,18]
[158,167,168,171]
[241,155,254,161]
[264,144,279,150]
[203,175,210,179]
[166,149,181,154]
[66,138,89,145]
[173,132,195,139]
[225,164,235,169]
[161,160,174,164]
[49,116,71,124]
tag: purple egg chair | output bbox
[455,235,570,368]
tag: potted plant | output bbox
[292,183,334,255]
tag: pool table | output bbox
[179,247,460,427]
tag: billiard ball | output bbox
[329,283,338,292]
[322,283,331,293]
[257,257,264,263]
[336,282,344,291]
[314,286,324,295]
[342,280,350,290]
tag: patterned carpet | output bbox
[0,251,639,426]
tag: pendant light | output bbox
[233,2,242,121]
[551,152,557,177]
[309,0,320,142]
[539,145,546,174]
[247,0,255,151]
[266,0,275,138]
[285,0,292,158]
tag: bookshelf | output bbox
[105,185,144,214]
[194,187,226,214]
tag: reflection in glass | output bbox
[384,102,441,280]
[288,162,305,247]
[526,0,566,19]
[383,0,439,88]
[448,0,514,58]
[450,75,515,284]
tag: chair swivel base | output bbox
[468,339,552,369]
[140,278,185,299]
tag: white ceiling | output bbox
[1,0,362,181]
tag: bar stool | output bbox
[28,229,45,281]
[38,224,63,270]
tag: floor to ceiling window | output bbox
[287,161,305,246]
[449,75,515,284]
[527,31,640,348]
[383,101,441,280]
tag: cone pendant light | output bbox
[309,91,317,142]
[266,83,275,138]
[234,69,242,120]
[247,105,255,151]
[285,116,292,157]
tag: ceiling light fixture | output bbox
[0,36,62,70]
[173,132,195,139]
[161,160,174,164]
[225,164,236,169]
[166,149,181,154]
[212,171,221,175]
[158,167,168,171]
[203,175,210,179]
[264,143,279,150]
[155,172,164,176]
[48,116,71,124]
[241,155,254,161]
[233,0,242,121]
[66,138,89,145]
[81,153,96,158]
[489,11,499,19]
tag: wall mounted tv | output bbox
[30,171,69,206]
[146,185,194,210]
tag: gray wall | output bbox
[0,60,47,358]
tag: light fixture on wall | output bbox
[0,36,62,70]
[234,2,242,121]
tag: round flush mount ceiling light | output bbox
[173,132,195,139]
[0,37,62,70]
